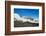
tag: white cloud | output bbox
[14,13,38,23]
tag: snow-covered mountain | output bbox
[14,13,39,23]
[22,16,34,21]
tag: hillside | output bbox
[14,21,39,27]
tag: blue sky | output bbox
[14,8,39,20]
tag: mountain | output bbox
[22,16,34,21]
[14,13,39,23]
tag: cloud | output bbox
[14,13,38,23]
